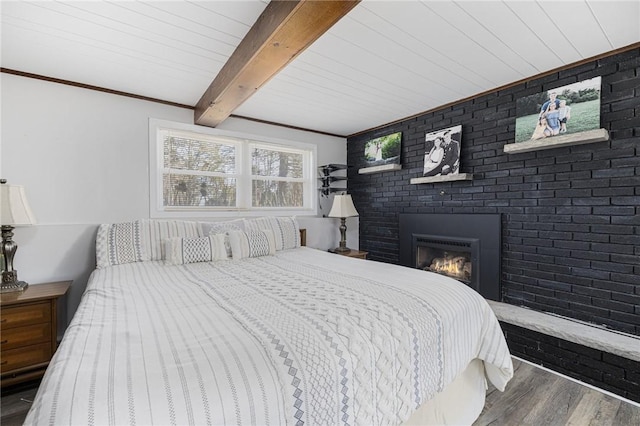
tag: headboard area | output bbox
[300,228,307,247]
[96,217,307,269]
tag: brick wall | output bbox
[347,47,640,336]
[501,323,640,403]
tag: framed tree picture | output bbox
[359,131,402,174]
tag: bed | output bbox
[25,218,513,425]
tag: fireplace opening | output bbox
[400,214,501,301]
[414,235,479,289]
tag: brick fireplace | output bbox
[347,47,640,337]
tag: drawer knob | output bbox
[0,319,6,323]
[1,360,7,365]
[0,340,6,344]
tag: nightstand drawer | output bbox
[1,302,51,329]
[1,322,52,350]
[1,343,52,373]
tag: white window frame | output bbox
[149,118,317,218]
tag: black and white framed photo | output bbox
[423,125,461,177]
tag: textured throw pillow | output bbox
[140,219,202,261]
[243,216,300,251]
[164,234,227,265]
[95,221,145,268]
[202,220,244,258]
[228,230,276,260]
[200,219,245,235]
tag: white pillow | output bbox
[243,216,300,250]
[203,220,244,258]
[200,219,245,235]
[95,221,145,268]
[228,230,276,259]
[164,234,227,265]
[140,219,202,261]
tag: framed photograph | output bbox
[423,125,461,177]
[359,131,402,174]
[515,77,601,144]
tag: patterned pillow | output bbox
[228,230,276,260]
[200,219,245,235]
[243,217,300,251]
[164,234,227,265]
[140,219,202,261]
[95,221,145,268]
[202,220,244,258]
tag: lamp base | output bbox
[0,280,28,293]
[330,247,352,254]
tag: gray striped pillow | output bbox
[243,216,300,250]
[140,219,202,260]
[228,230,276,259]
[95,221,145,268]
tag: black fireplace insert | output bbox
[399,213,501,300]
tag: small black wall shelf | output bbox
[318,164,348,196]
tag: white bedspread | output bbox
[26,247,512,425]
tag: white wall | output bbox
[0,73,352,330]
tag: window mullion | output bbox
[239,141,252,209]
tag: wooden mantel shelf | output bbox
[504,128,609,154]
[359,164,402,174]
[410,173,473,185]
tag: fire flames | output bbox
[426,254,471,281]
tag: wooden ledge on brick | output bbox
[410,173,473,185]
[488,300,640,363]
[358,164,402,174]
[503,128,609,154]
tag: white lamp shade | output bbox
[0,184,37,226]
[328,194,359,218]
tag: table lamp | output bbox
[328,193,359,253]
[0,179,36,292]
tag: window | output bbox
[150,119,316,217]
[163,132,240,208]
[251,143,305,208]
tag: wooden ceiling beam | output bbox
[194,0,360,128]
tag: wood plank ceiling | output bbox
[1,1,639,137]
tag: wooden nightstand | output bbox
[328,249,368,259]
[1,281,71,388]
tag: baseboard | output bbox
[513,355,640,408]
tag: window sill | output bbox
[151,208,318,219]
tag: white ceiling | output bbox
[2,1,639,137]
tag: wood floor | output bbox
[0,381,39,426]
[474,358,640,426]
[2,358,639,425]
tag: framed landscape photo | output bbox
[507,77,606,153]
[422,125,461,177]
[359,131,402,174]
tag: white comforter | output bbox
[26,248,512,425]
